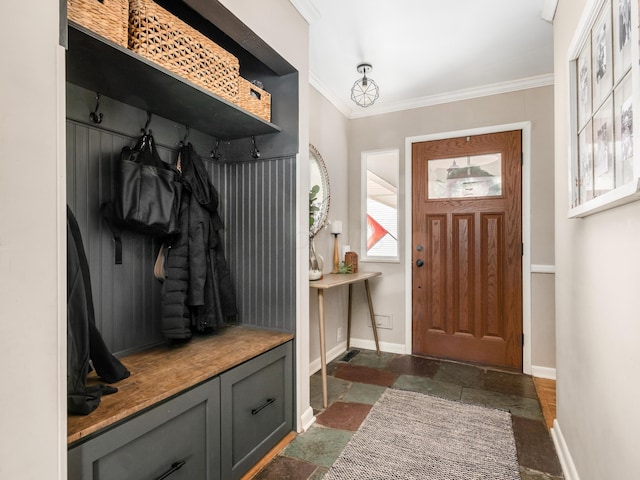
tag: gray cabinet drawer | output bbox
[221,342,293,479]
[68,378,220,480]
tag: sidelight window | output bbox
[362,149,399,261]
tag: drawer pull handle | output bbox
[155,460,187,480]
[252,397,275,415]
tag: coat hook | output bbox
[250,136,260,159]
[210,138,221,160]
[90,93,103,124]
[141,111,152,135]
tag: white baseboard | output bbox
[309,338,407,376]
[309,341,348,375]
[551,419,580,480]
[531,365,556,380]
[299,405,316,432]
[349,338,407,354]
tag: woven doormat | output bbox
[324,389,520,480]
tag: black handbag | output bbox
[102,133,182,264]
[115,133,182,237]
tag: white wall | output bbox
[0,1,66,478]
[553,0,640,477]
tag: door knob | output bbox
[415,259,424,267]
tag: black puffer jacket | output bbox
[160,144,237,339]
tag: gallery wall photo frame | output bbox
[568,0,640,218]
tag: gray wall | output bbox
[66,83,296,355]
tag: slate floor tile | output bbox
[342,381,386,405]
[333,363,398,387]
[315,401,372,431]
[253,455,318,480]
[512,416,563,476]
[262,352,563,480]
[484,369,539,399]
[310,373,351,412]
[519,467,563,480]
[393,374,463,401]
[308,466,328,480]
[384,354,440,378]
[345,349,396,369]
[434,360,485,388]
[461,387,544,421]
[283,426,353,469]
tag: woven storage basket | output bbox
[128,0,239,102]
[68,0,128,47]
[237,78,271,122]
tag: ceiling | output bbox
[291,0,556,119]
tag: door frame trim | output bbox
[404,122,532,374]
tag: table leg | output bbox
[364,279,381,356]
[347,284,353,350]
[317,289,328,408]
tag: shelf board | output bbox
[65,23,281,140]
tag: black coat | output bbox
[160,144,237,339]
[67,206,130,414]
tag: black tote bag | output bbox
[115,133,182,237]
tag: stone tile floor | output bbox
[253,350,563,480]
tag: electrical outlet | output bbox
[337,327,344,342]
[370,314,392,330]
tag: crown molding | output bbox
[348,73,555,119]
[289,0,320,25]
[541,0,559,22]
[309,70,352,118]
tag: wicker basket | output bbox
[237,78,271,122]
[68,0,129,48]
[128,0,239,102]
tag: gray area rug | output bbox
[324,388,520,480]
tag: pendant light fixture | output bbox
[351,63,379,107]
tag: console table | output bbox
[310,271,382,407]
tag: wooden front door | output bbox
[411,130,523,370]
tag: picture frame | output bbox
[593,97,614,196]
[612,0,632,82]
[591,1,613,111]
[577,42,593,131]
[578,122,594,205]
[568,0,640,217]
[614,72,633,185]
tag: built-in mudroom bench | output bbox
[68,327,293,479]
[63,0,299,478]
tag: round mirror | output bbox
[309,144,330,238]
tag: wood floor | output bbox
[533,377,557,429]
